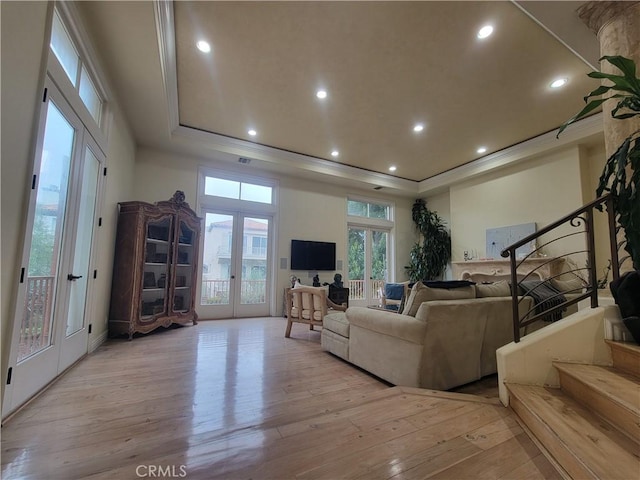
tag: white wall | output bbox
[90,105,136,348]
[135,147,416,315]
[0,1,136,407]
[449,146,586,263]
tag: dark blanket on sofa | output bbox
[422,280,475,289]
[519,280,566,322]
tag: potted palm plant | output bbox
[405,199,451,282]
[558,55,640,342]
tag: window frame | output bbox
[347,195,395,229]
[198,167,279,215]
[346,196,397,291]
[47,4,111,148]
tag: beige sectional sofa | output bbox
[321,281,540,391]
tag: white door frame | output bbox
[3,78,105,417]
[197,209,273,319]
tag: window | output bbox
[49,9,104,128]
[252,236,267,256]
[50,11,79,86]
[348,199,390,220]
[79,66,102,125]
[204,176,273,204]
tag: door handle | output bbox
[230,275,235,279]
[67,274,83,281]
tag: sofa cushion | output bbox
[323,312,350,337]
[347,307,427,345]
[551,276,585,293]
[401,281,476,317]
[476,280,511,298]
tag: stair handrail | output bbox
[501,194,620,342]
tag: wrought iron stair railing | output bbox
[501,194,621,342]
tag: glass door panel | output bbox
[200,213,234,318]
[348,227,366,303]
[18,101,74,362]
[370,230,388,304]
[65,146,99,336]
[239,217,268,306]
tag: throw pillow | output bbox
[401,281,476,317]
[475,280,512,298]
[384,282,406,300]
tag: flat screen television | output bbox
[290,239,336,271]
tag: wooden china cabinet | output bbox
[109,191,201,339]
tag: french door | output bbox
[3,80,104,416]
[198,211,272,319]
[347,226,390,306]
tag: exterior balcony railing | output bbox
[201,279,266,305]
[19,275,55,361]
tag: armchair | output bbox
[285,286,347,338]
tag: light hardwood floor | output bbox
[1,318,560,480]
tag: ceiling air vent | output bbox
[238,157,252,164]
[373,186,383,190]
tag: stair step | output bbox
[607,339,640,378]
[554,362,640,445]
[507,383,640,480]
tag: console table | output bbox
[452,257,564,282]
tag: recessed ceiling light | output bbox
[550,77,568,89]
[477,25,493,39]
[196,40,211,53]
[248,129,257,137]
[477,146,487,154]
[316,90,328,99]
[389,166,397,172]
[331,150,339,157]
[413,124,424,133]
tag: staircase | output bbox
[506,340,640,479]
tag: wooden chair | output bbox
[284,286,347,338]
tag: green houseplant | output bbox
[405,199,451,282]
[557,55,640,270]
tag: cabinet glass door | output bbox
[173,220,196,313]
[142,217,172,319]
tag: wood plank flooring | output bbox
[1,318,559,479]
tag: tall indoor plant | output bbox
[405,199,451,282]
[557,55,640,270]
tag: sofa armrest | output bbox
[346,307,427,344]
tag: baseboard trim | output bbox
[89,330,108,353]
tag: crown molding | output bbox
[172,125,419,194]
[418,112,604,195]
